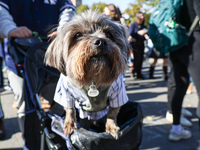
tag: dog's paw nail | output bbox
[64,122,77,135]
[106,126,120,140]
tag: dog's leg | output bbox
[64,107,77,135]
[106,107,120,139]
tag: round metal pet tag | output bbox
[88,85,99,97]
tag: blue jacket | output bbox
[128,22,147,43]
[0,0,75,74]
[0,0,75,36]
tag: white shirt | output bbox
[54,74,129,120]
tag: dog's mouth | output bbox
[89,52,110,63]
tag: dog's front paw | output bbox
[64,108,77,135]
[64,119,77,135]
[106,118,120,139]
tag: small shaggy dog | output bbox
[45,10,131,139]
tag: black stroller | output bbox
[18,39,144,150]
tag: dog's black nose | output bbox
[92,38,107,48]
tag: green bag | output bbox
[148,0,189,53]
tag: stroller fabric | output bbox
[51,101,143,150]
[23,42,143,150]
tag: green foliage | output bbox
[124,3,142,25]
[145,0,160,6]
[91,3,107,14]
[76,2,106,14]
[124,0,160,26]
[76,5,89,13]
[76,0,161,27]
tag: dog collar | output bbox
[64,75,110,112]
[88,82,99,97]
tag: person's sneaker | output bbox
[136,74,145,80]
[0,118,5,140]
[180,117,192,127]
[181,108,192,117]
[168,128,192,142]
[166,111,192,127]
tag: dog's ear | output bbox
[45,36,67,75]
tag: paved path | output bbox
[127,58,199,150]
[0,58,199,150]
[0,69,24,150]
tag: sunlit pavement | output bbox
[0,58,199,150]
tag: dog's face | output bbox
[45,10,131,87]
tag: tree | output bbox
[124,3,142,23]
[124,0,160,26]
[76,5,89,13]
[91,2,107,14]
[145,0,160,7]
[76,2,106,14]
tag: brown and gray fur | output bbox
[45,10,131,139]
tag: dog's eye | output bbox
[105,32,112,39]
[74,32,82,39]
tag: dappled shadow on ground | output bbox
[2,117,21,140]
[134,100,199,150]
[140,121,199,150]
[125,64,199,150]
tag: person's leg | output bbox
[167,58,174,114]
[163,58,168,80]
[7,70,25,135]
[167,51,192,123]
[168,48,191,141]
[170,57,189,125]
[135,46,145,78]
[149,58,157,79]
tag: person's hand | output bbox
[8,26,32,38]
[137,30,147,36]
[144,34,149,40]
[128,36,136,43]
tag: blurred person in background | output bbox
[128,11,149,79]
[148,48,168,80]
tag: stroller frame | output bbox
[22,41,143,150]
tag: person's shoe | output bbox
[136,74,145,80]
[168,128,192,142]
[181,108,192,117]
[164,75,168,81]
[0,118,5,140]
[166,111,192,127]
[149,66,155,79]
[149,76,155,79]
